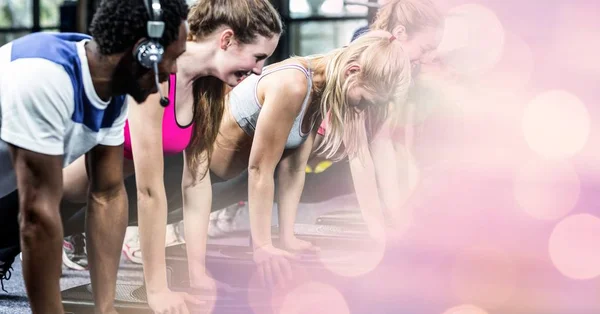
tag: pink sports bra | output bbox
[317,112,330,136]
[317,110,406,142]
[123,74,194,160]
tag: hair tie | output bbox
[389,35,396,42]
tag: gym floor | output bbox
[0,254,145,314]
[3,171,600,313]
[0,195,356,313]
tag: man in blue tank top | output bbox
[0,0,189,312]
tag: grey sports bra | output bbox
[227,60,314,149]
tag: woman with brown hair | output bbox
[58,0,283,312]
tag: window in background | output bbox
[319,0,345,15]
[41,0,64,28]
[290,0,369,16]
[290,0,310,15]
[0,0,33,46]
[0,0,33,28]
[0,4,11,28]
[343,0,370,15]
[0,0,64,46]
[288,19,368,56]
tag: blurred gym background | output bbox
[0,0,378,63]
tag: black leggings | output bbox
[302,160,355,203]
[183,158,357,206]
[61,155,357,234]
[0,154,358,260]
[60,154,251,235]
[0,190,20,261]
[0,154,191,259]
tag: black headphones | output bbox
[135,0,169,106]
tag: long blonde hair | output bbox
[314,32,412,160]
[372,0,443,133]
[185,0,283,181]
[371,0,443,34]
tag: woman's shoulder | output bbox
[258,60,310,102]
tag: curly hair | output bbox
[90,0,189,55]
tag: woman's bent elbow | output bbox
[248,164,261,176]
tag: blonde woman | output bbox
[211,0,445,241]
[185,31,412,287]
[307,0,444,239]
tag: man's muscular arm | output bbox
[9,148,64,313]
[1,58,73,313]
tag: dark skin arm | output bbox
[85,144,128,314]
[9,146,64,314]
